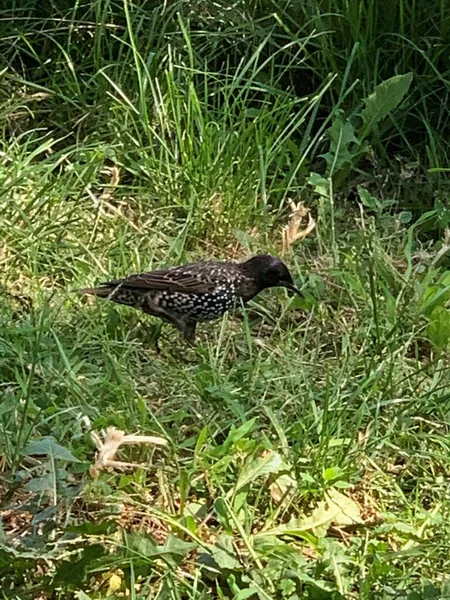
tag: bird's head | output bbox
[242,255,302,295]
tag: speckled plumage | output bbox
[78,255,301,344]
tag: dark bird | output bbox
[77,255,302,344]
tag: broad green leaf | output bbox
[179,515,196,537]
[323,118,361,172]
[125,532,158,557]
[234,230,254,249]
[234,587,260,600]
[25,475,54,493]
[358,187,381,210]
[300,472,316,485]
[360,73,413,135]
[222,418,256,452]
[382,522,417,534]
[399,211,412,223]
[161,534,196,557]
[124,534,190,568]
[194,426,209,456]
[214,498,232,531]
[0,396,16,417]
[254,516,313,539]
[279,579,296,595]
[328,117,358,147]
[323,466,345,482]
[438,271,450,287]
[233,490,248,514]
[235,451,287,492]
[24,437,80,462]
[207,534,241,570]
[427,306,450,349]
[183,501,207,519]
[55,544,108,586]
[307,171,329,197]
[421,282,450,314]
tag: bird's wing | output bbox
[101,263,222,294]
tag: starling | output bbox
[78,254,302,344]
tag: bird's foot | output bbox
[182,321,197,346]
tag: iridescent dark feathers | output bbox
[78,255,301,344]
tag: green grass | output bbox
[1,1,450,598]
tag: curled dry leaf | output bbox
[210,192,223,216]
[281,201,316,253]
[27,92,51,102]
[90,427,168,477]
[99,165,121,203]
[86,165,142,232]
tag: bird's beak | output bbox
[283,282,303,296]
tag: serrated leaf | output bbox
[323,118,361,171]
[24,437,80,462]
[55,544,108,586]
[235,451,287,492]
[280,579,296,595]
[256,489,361,538]
[360,73,413,135]
[329,117,358,145]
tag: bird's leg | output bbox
[182,320,197,346]
[141,307,174,352]
[142,305,196,346]
[153,323,162,354]
[160,311,195,344]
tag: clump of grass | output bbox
[1,1,450,599]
